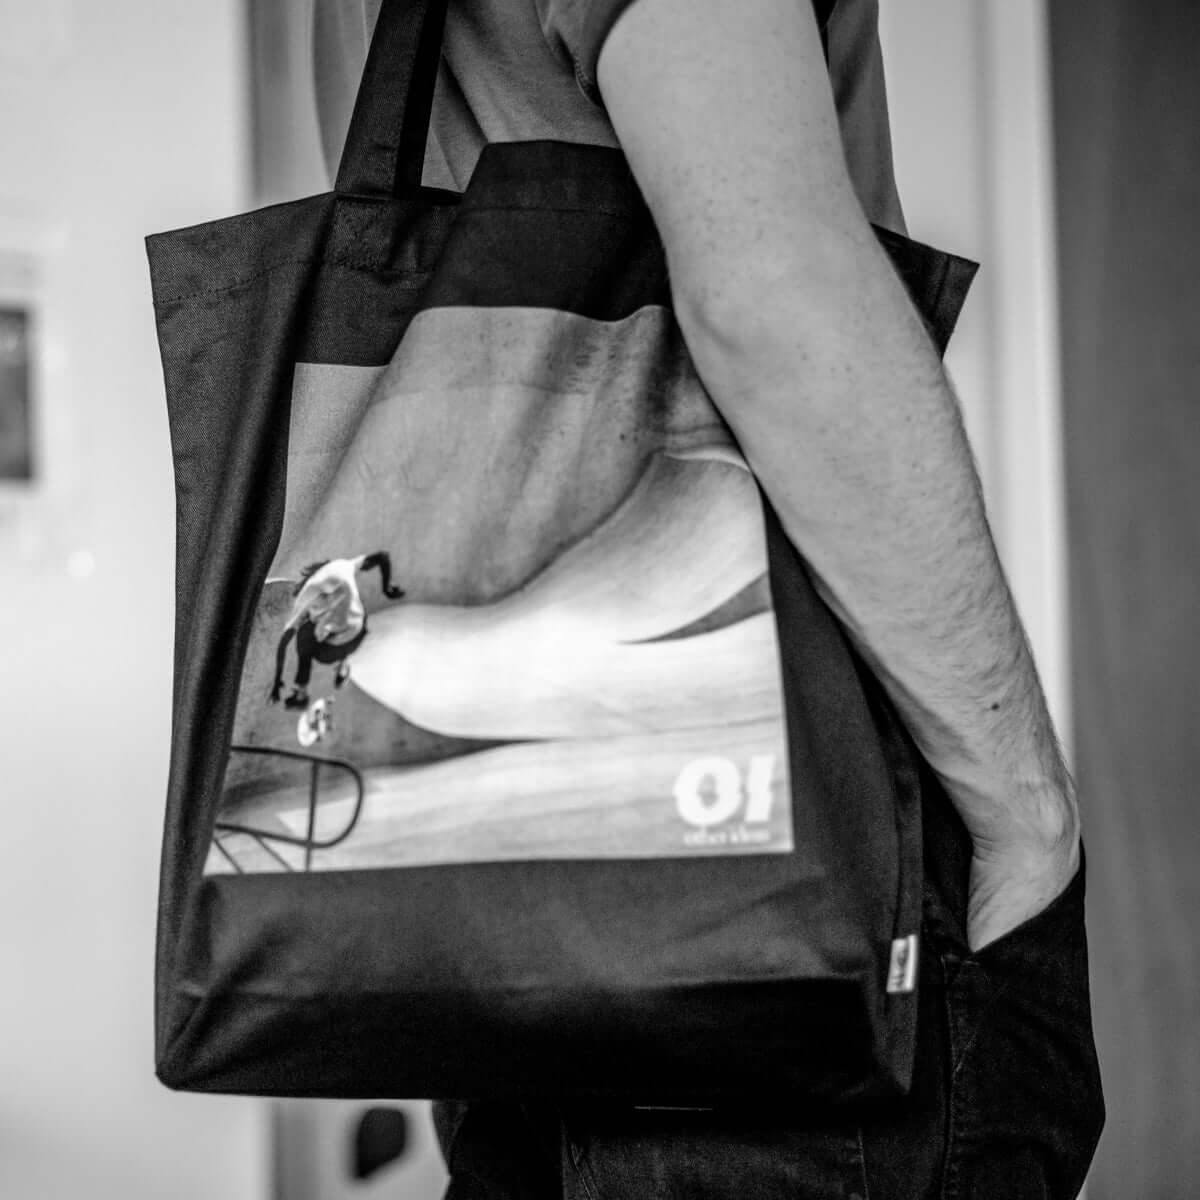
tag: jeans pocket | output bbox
[966,853,1086,970]
[938,853,1104,1200]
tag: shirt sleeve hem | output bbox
[572,0,841,113]
[575,0,643,111]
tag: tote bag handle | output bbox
[335,0,449,198]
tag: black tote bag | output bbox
[146,0,978,1104]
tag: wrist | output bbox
[948,770,1080,861]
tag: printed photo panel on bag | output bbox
[205,304,795,874]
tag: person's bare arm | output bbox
[596,0,1079,949]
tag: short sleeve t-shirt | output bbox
[312,0,906,233]
[534,0,837,108]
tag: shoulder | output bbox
[537,0,841,108]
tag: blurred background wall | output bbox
[0,2,267,1197]
[1,0,1194,1197]
[1047,1,1200,1195]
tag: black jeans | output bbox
[434,797,1104,1200]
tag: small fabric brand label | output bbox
[886,934,919,994]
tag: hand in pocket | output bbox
[966,834,1081,953]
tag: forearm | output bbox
[676,225,1078,853]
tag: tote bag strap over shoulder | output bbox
[335,0,449,198]
[334,0,837,199]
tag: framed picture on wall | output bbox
[0,303,34,485]
[0,242,45,517]
[0,223,93,576]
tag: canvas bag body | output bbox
[146,0,978,1104]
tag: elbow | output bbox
[669,215,926,412]
[670,221,882,366]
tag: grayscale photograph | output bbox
[2,1,1195,1198]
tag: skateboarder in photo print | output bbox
[269,549,404,710]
